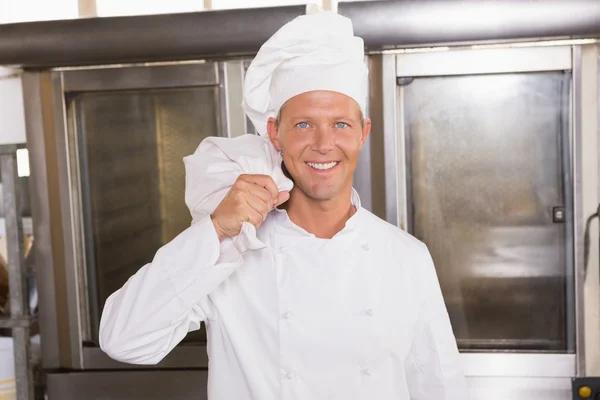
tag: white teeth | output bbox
[307,162,338,170]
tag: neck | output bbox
[283,187,356,239]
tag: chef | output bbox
[99,11,467,400]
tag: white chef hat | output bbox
[242,12,368,136]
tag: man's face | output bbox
[267,90,371,202]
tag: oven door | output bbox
[24,60,249,370]
[381,45,582,399]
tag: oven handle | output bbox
[583,203,600,281]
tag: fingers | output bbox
[239,174,279,201]
[245,194,270,222]
[228,175,290,230]
[245,204,266,228]
[275,191,290,207]
[245,183,274,210]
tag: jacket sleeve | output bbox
[99,214,244,365]
[405,246,468,399]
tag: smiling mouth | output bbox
[306,161,339,171]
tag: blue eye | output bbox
[296,122,309,129]
[335,122,349,129]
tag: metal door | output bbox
[23,60,249,371]
[381,45,583,399]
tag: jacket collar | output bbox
[271,188,364,239]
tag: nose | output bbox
[311,125,335,153]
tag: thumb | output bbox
[275,191,290,207]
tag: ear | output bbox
[360,118,372,149]
[267,117,282,152]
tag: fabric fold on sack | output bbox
[185,12,366,252]
[183,134,294,253]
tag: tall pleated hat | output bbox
[242,12,368,136]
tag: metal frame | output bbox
[358,55,386,219]
[223,60,248,137]
[469,376,571,400]
[382,54,400,227]
[576,42,600,380]
[462,354,575,378]
[395,46,573,77]
[0,144,34,400]
[0,5,306,68]
[61,62,219,92]
[339,0,600,51]
[353,56,373,212]
[46,370,209,400]
[51,71,85,370]
[81,346,208,370]
[242,59,256,135]
[564,50,578,357]
[573,45,586,375]
[2,1,600,68]
[70,92,96,343]
[217,62,230,138]
[21,72,63,370]
[22,61,238,370]
[383,44,584,378]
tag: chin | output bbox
[306,192,336,201]
[296,182,341,202]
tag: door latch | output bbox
[553,206,565,223]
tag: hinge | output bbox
[397,77,414,86]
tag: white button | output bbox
[364,308,374,316]
[286,371,296,380]
[283,311,294,320]
[279,246,287,253]
[362,367,372,376]
[362,243,369,251]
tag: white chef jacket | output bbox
[99,190,467,400]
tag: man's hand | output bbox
[211,174,290,241]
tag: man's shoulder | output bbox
[357,209,428,255]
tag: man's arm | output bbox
[99,214,243,365]
[99,173,287,365]
[404,247,468,399]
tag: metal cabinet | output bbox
[22,61,248,377]
[379,45,585,400]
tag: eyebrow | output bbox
[331,116,358,121]
[287,115,359,121]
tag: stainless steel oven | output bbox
[370,44,594,400]
[22,60,249,398]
